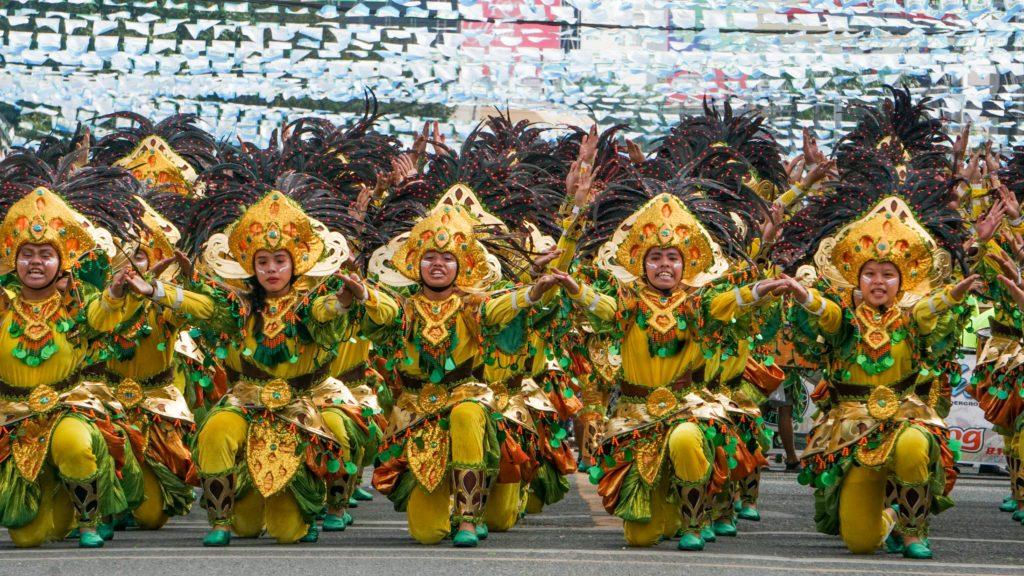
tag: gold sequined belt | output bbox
[0,376,78,400]
[832,376,922,402]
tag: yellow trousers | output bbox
[623,422,710,547]
[407,401,486,544]
[132,462,169,530]
[8,416,99,547]
[838,427,930,554]
[196,409,351,543]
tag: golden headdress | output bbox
[91,113,217,197]
[188,164,359,283]
[372,201,499,290]
[0,188,106,273]
[114,135,199,196]
[0,152,139,275]
[202,189,350,280]
[772,162,966,306]
[584,178,747,288]
[835,85,951,177]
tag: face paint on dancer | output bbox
[644,247,684,292]
[859,260,901,308]
[420,250,458,290]
[253,249,294,297]
[16,243,61,292]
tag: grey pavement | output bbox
[2,471,1023,576]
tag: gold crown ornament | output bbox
[371,202,500,290]
[0,187,115,274]
[813,196,951,305]
[595,193,730,287]
[114,135,199,196]
[201,191,351,281]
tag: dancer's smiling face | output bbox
[859,260,900,308]
[253,249,293,296]
[644,247,683,291]
[420,250,458,290]
[16,243,61,290]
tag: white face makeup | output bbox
[858,260,901,308]
[16,243,61,291]
[644,247,684,291]
[253,249,294,296]
[420,251,458,289]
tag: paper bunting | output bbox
[0,0,1019,151]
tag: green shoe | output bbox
[452,529,479,548]
[700,526,717,542]
[476,524,488,540]
[343,511,354,527]
[300,524,319,543]
[203,529,232,547]
[348,497,359,508]
[885,533,904,554]
[677,532,705,551]
[1000,499,1018,513]
[97,523,115,541]
[737,506,761,522]
[1012,510,1024,522]
[78,530,105,548]
[112,514,137,531]
[712,520,737,537]
[733,500,742,513]
[903,541,932,559]
[322,513,347,532]
[353,487,373,501]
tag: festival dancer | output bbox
[539,173,770,552]
[140,158,380,546]
[969,147,1024,525]
[366,189,568,547]
[768,157,975,559]
[0,151,145,548]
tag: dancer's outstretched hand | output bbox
[950,274,983,302]
[997,274,1024,308]
[335,272,368,308]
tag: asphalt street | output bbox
[2,470,1023,576]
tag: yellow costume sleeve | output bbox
[85,289,133,332]
[311,287,399,327]
[912,286,963,335]
[567,281,617,323]
[707,283,769,322]
[149,281,218,320]
[799,288,842,334]
[482,286,546,328]
[550,215,582,271]
[776,185,805,209]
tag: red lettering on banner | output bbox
[947,427,984,453]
